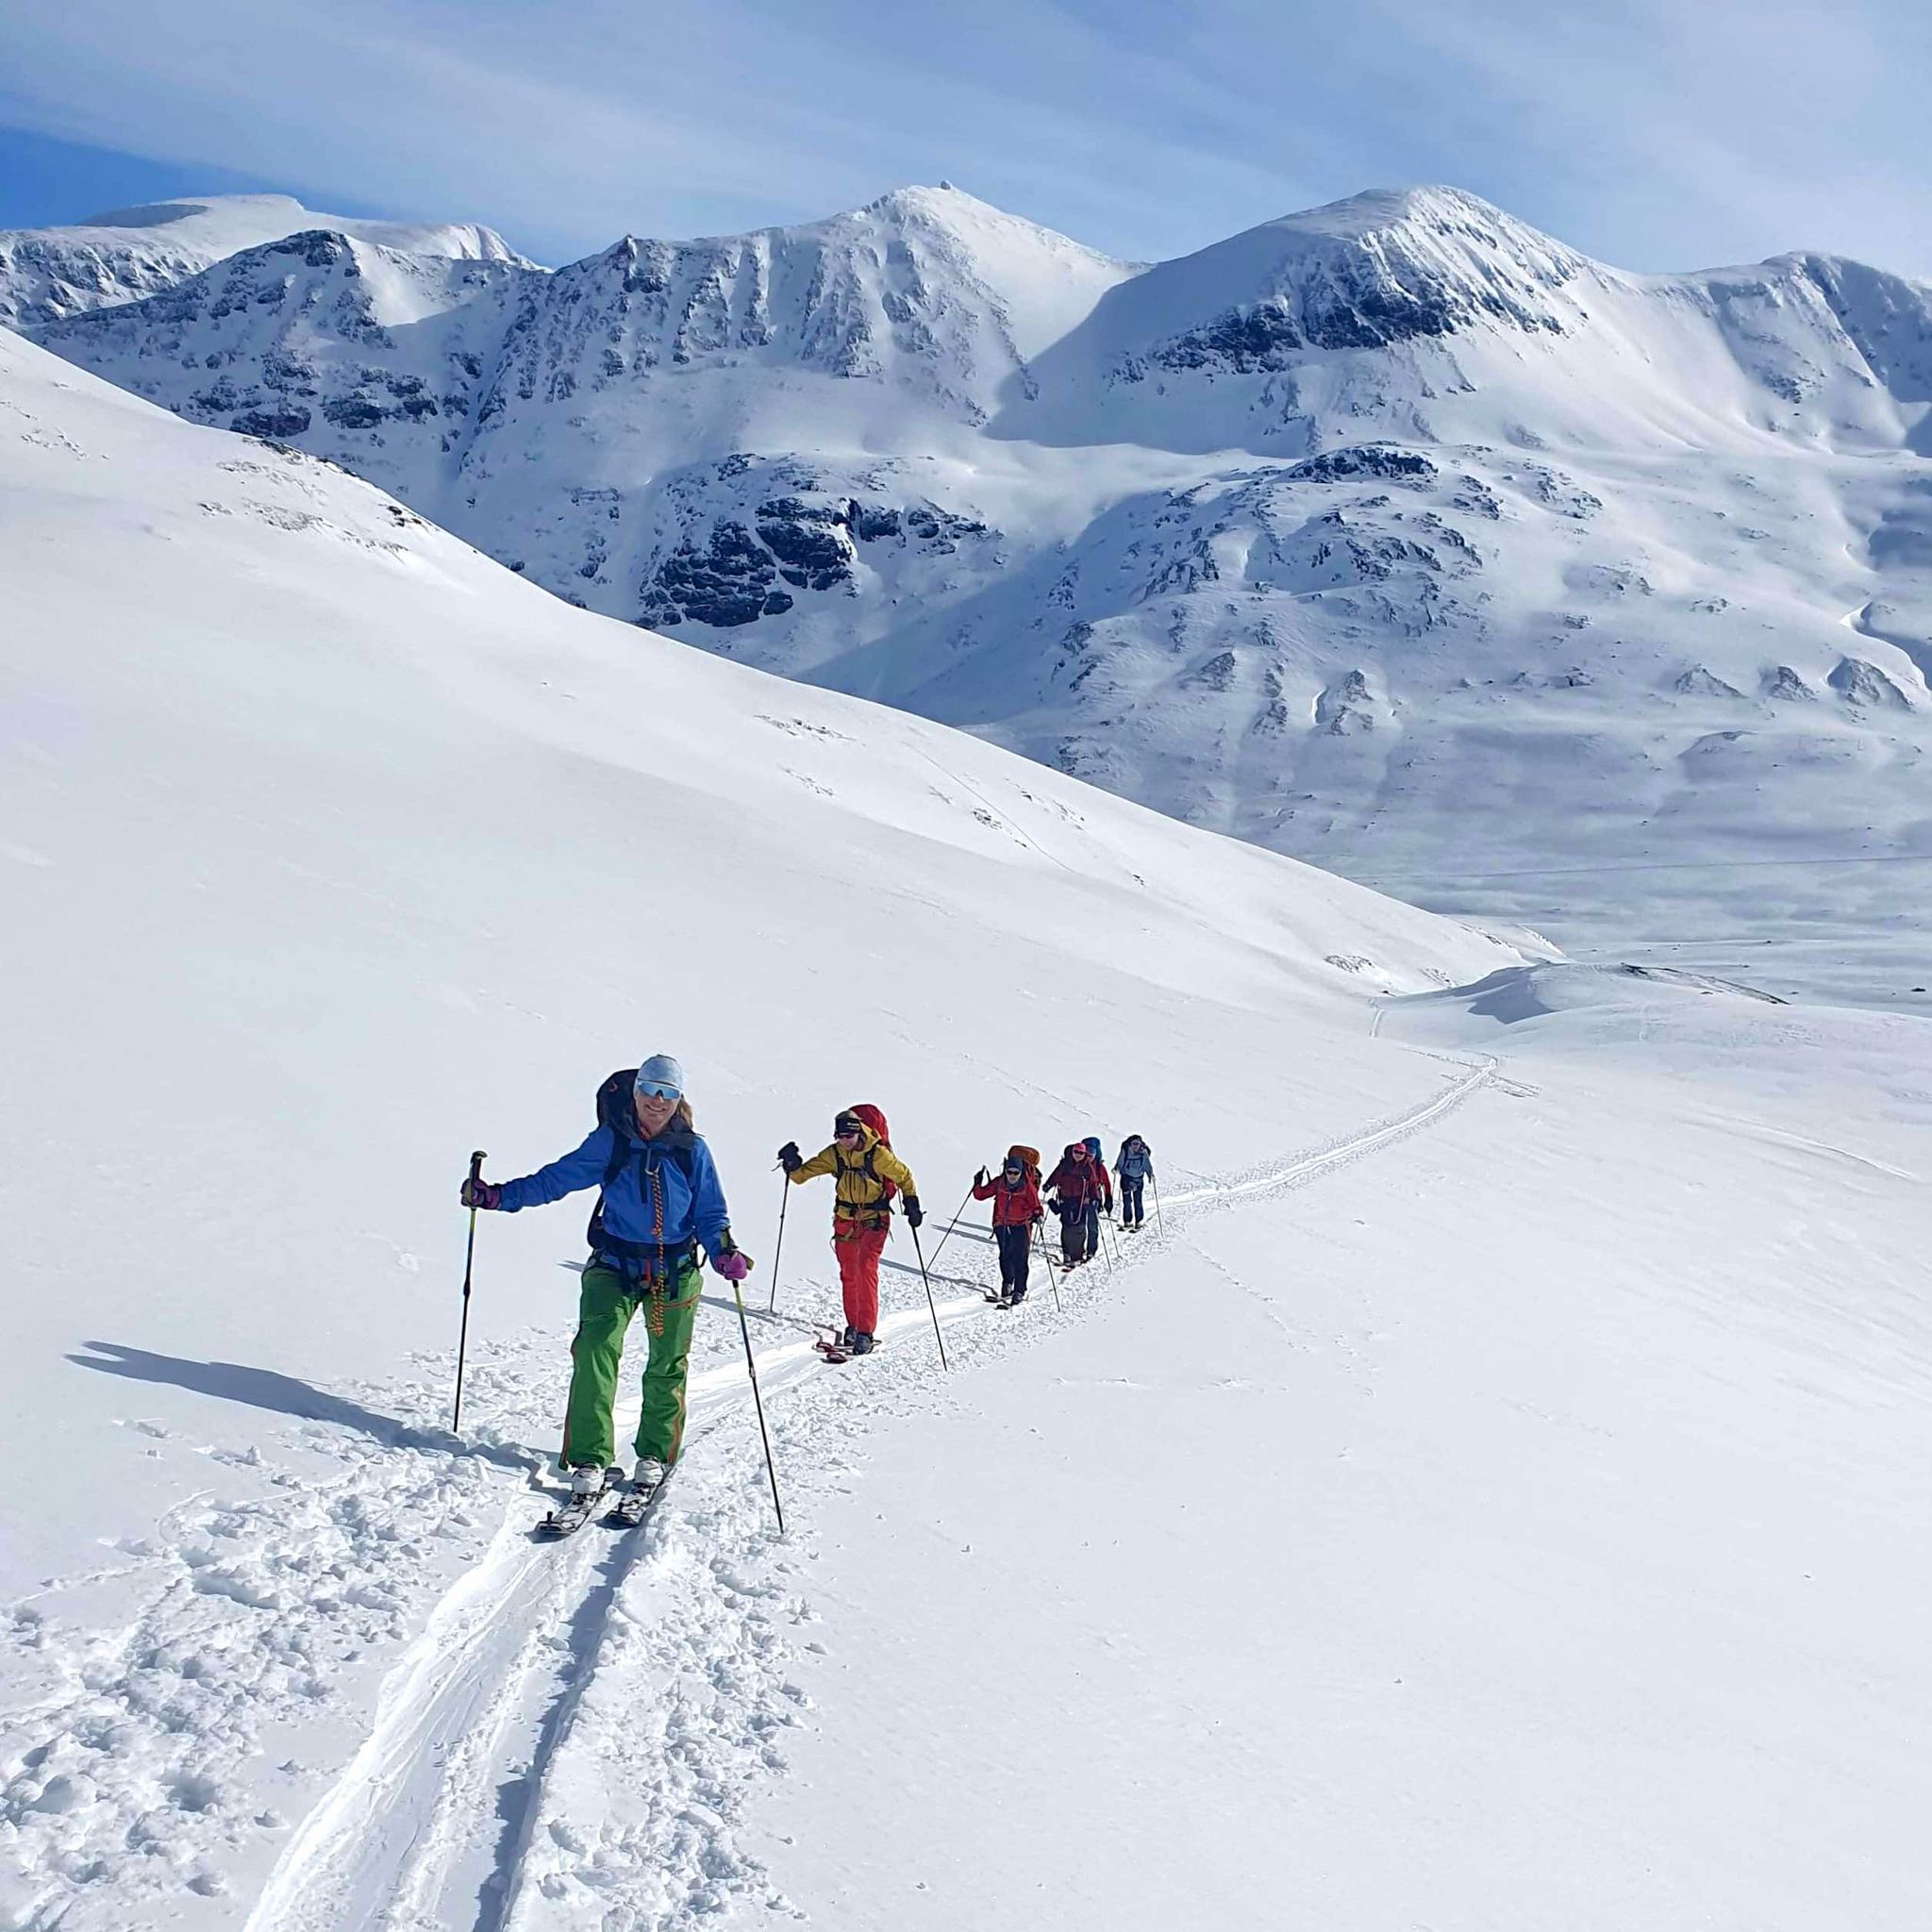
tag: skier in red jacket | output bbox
[972,1147,1043,1305]
[1045,1142,1108,1267]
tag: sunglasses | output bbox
[836,1126,861,1140]
[637,1080,681,1102]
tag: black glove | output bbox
[903,1195,924,1229]
[777,1141,802,1174]
[974,1167,988,1188]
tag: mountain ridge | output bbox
[13,181,1932,1005]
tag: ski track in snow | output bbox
[3,1054,1493,1931]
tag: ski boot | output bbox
[608,1456,670,1526]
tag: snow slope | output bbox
[763,969,1932,1930]
[19,182,1932,1005]
[5,333,1931,1929]
[0,333,1516,1921]
[0,194,524,331]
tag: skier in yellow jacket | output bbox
[778,1106,920,1356]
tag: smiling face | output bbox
[634,1089,678,1136]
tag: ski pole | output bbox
[1034,1224,1061,1314]
[766,1169,791,1315]
[452,1149,485,1435]
[1152,1172,1164,1237]
[729,1274,786,1533]
[908,1223,949,1373]
[925,1180,977,1271]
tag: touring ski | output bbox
[606,1467,674,1528]
[815,1328,881,1363]
[537,1467,619,1538]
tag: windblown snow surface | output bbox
[17,183,1932,1007]
[3,334,1931,1929]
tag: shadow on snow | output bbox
[68,1340,534,1473]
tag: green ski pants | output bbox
[561,1261,701,1471]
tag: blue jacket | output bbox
[1115,1141,1155,1180]
[499,1099,730,1265]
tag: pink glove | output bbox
[712,1249,751,1283]
[461,1175,502,1210]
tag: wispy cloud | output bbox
[0,0,1927,274]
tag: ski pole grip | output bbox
[469,1149,487,1177]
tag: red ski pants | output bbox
[833,1220,889,1335]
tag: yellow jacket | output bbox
[790,1123,917,1224]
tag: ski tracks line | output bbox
[6,1048,1500,1932]
[249,1047,1502,1931]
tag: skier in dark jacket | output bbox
[1114,1135,1154,1229]
[972,1148,1043,1304]
[1045,1142,1107,1266]
[1079,1134,1114,1255]
[462,1055,749,1506]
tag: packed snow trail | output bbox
[238,1055,1494,1932]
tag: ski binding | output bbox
[537,1469,618,1538]
[606,1470,672,1528]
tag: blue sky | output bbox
[2,0,1928,275]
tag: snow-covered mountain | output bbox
[20,183,1932,1004]
[8,325,1932,1932]
[0,193,524,331]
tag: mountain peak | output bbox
[860,181,1000,222]
[1274,184,1523,241]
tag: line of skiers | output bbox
[971,1132,1155,1298]
[460,1058,1156,1511]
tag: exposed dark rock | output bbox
[1829,656,1912,708]
[850,502,903,541]
[642,522,778,627]
[261,351,317,393]
[755,497,854,591]
[322,395,387,430]
[192,378,243,414]
[1451,475,1503,519]
[1314,669,1380,734]
[904,506,988,552]
[1157,302,1301,374]
[231,405,311,439]
[1674,666,1744,697]
[1181,649,1239,691]
[1285,445,1436,486]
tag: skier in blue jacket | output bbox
[463,1055,749,1505]
[1114,1135,1155,1230]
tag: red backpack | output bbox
[846,1103,897,1204]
